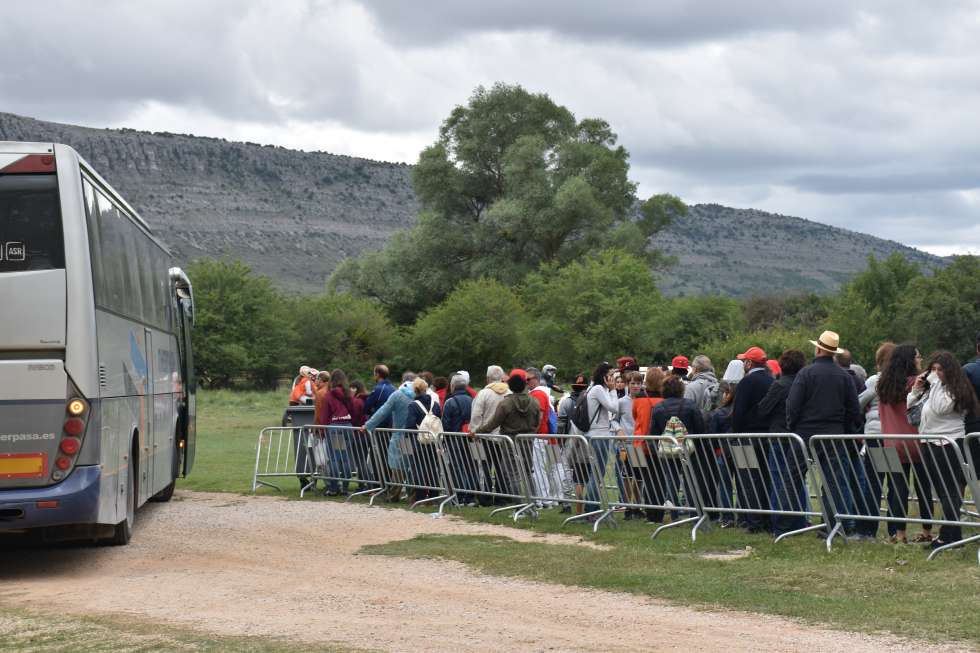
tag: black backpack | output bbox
[571,390,598,433]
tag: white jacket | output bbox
[908,377,965,443]
[585,385,621,436]
[859,374,881,435]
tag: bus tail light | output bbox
[59,437,81,455]
[64,417,85,436]
[53,381,90,482]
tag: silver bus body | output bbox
[0,142,195,539]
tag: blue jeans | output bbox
[327,428,352,493]
[768,443,809,535]
[816,444,862,534]
[586,438,610,510]
[715,451,735,520]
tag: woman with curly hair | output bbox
[907,351,980,549]
[877,344,934,543]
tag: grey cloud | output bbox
[788,170,980,195]
[0,0,434,133]
[364,0,864,46]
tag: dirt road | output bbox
[0,492,966,652]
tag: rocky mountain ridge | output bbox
[0,112,943,296]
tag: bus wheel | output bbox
[108,453,136,545]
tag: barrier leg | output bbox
[651,515,700,540]
[562,508,607,527]
[774,522,826,543]
[490,502,532,519]
[513,503,539,521]
[825,521,844,552]
[690,514,709,542]
[925,532,980,562]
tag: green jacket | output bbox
[477,391,541,437]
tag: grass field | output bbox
[186,389,980,647]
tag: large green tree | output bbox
[399,278,524,376]
[518,249,666,373]
[187,258,293,388]
[286,292,397,381]
[898,256,980,361]
[827,253,922,362]
[332,83,685,323]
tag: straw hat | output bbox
[809,330,846,355]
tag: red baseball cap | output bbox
[767,359,782,377]
[671,355,689,370]
[737,346,767,363]
[508,368,527,381]
[616,356,639,372]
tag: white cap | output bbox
[722,359,745,383]
[455,370,470,385]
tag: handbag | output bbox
[907,394,925,427]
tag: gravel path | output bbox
[0,491,969,652]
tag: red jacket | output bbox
[350,394,366,427]
[529,386,551,435]
[316,387,353,425]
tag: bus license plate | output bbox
[0,453,47,479]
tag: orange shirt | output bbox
[632,394,664,451]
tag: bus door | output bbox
[142,327,154,499]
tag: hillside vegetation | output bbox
[0,111,940,296]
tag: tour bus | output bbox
[0,142,195,545]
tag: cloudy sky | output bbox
[3,0,979,255]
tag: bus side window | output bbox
[95,192,127,312]
[82,179,105,302]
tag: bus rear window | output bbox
[0,174,64,272]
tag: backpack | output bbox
[414,400,443,444]
[657,415,692,459]
[571,390,598,433]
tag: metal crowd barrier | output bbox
[515,433,614,531]
[590,434,702,538]
[252,426,309,493]
[439,431,534,519]
[809,434,980,559]
[304,425,385,501]
[683,433,825,543]
[371,428,452,512]
[253,422,980,565]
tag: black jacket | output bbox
[787,356,861,439]
[756,372,797,434]
[963,358,980,434]
[407,394,442,430]
[650,397,705,436]
[732,368,774,433]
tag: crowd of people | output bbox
[287,328,980,551]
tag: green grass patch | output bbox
[181,389,287,493]
[0,602,365,653]
[363,522,980,646]
[188,389,980,646]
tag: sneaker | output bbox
[465,501,478,507]
[845,534,876,543]
[926,538,959,550]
